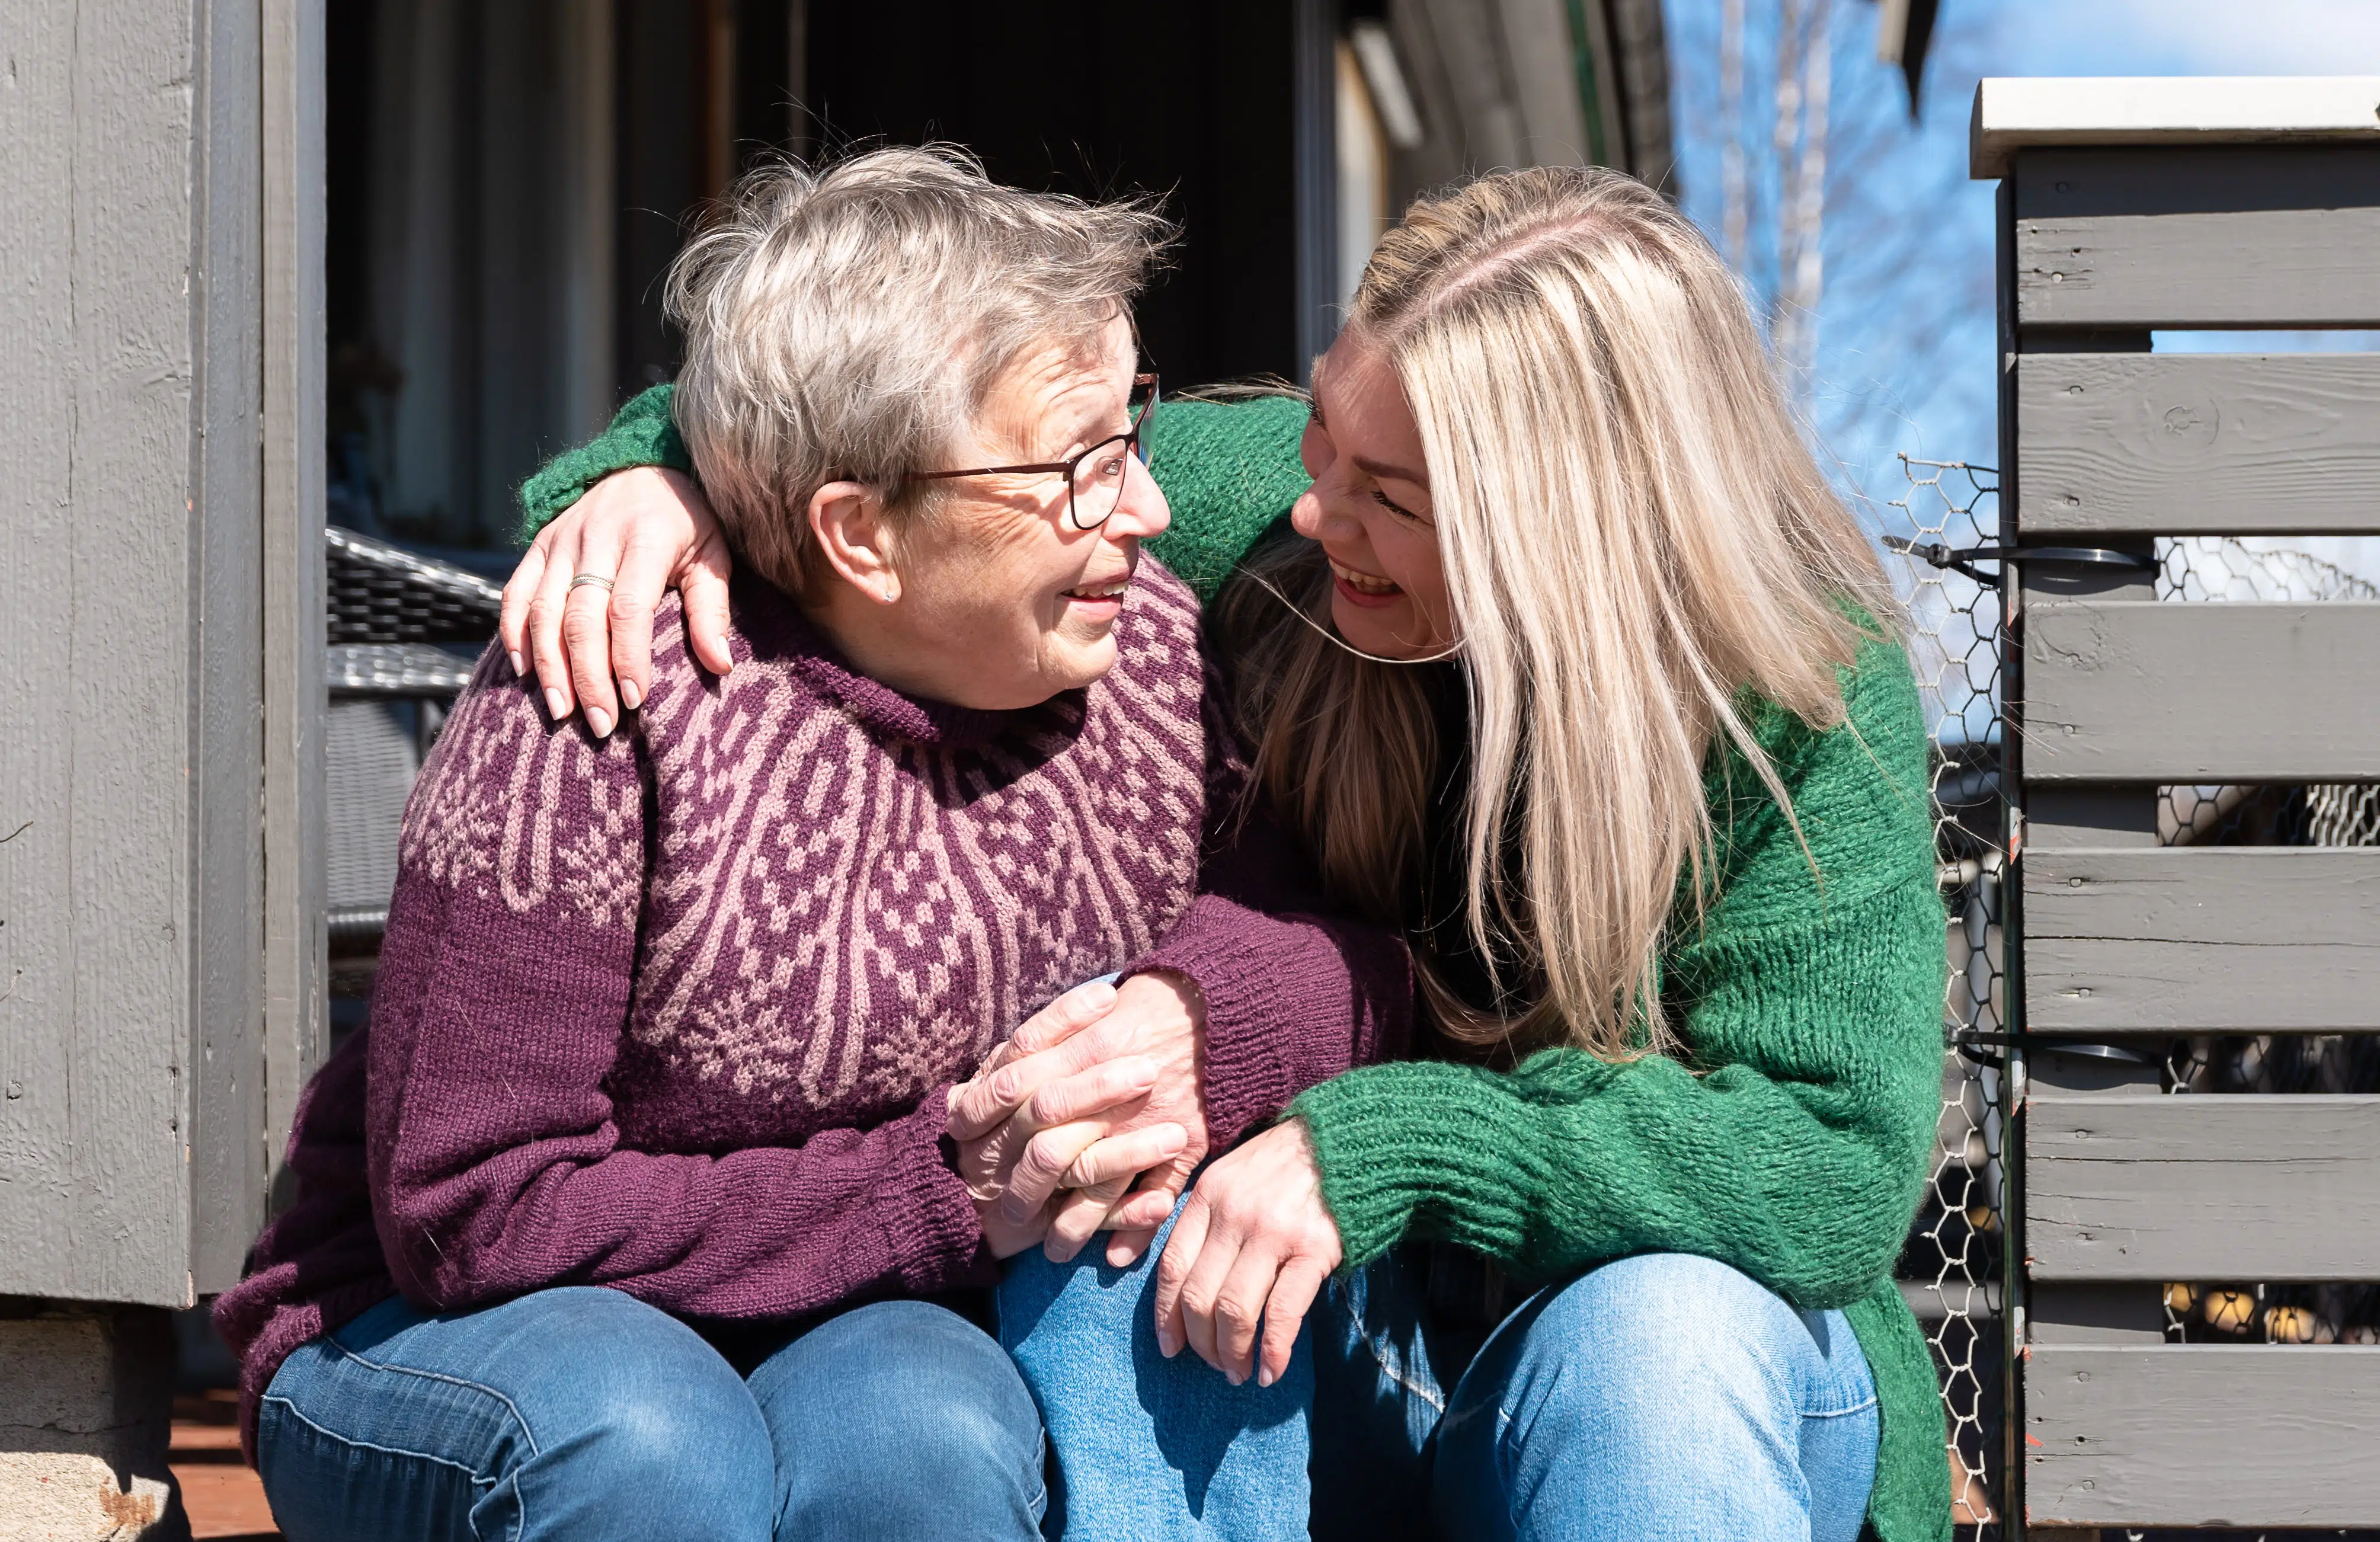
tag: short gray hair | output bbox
[664,146,1172,595]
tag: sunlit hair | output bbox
[1215,165,1899,1061]
[665,145,1170,595]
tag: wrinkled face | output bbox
[1292,334,1455,660]
[885,313,1169,709]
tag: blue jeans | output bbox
[258,1287,1047,1541]
[1002,1229,1879,1542]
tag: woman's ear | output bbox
[807,481,901,606]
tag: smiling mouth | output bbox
[1327,558,1401,597]
[1064,578,1130,602]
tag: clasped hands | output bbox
[945,974,1345,1390]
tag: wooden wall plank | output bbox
[2023,847,2380,1032]
[2023,600,2380,782]
[2027,1095,2380,1279]
[0,0,204,1303]
[2019,353,2380,536]
[259,0,330,1238]
[2013,147,2380,328]
[190,0,270,1298]
[2027,1345,2380,1527]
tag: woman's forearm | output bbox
[1291,875,1946,1309]
[517,384,691,543]
[511,386,1319,606]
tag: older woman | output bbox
[213,148,1405,1542]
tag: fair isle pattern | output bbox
[401,564,1214,1148]
[400,652,646,933]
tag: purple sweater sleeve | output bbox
[1125,674,1414,1148]
[365,665,993,1320]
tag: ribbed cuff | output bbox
[1290,1061,1571,1272]
[1127,900,1349,1150]
[517,383,694,542]
[882,1086,998,1294]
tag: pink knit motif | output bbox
[399,564,1213,1145]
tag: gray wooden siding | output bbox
[2018,353,2380,536]
[2013,147,2380,328]
[190,0,270,1297]
[0,0,204,1305]
[2027,1095,2380,1279]
[2021,847,2380,1032]
[2027,1346,2380,1527]
[0,0,283,1305]
[2022,600,2380,782]
[260,0,330,1233]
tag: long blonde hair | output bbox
[1218,165,1898,1060]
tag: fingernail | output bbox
[507,650,524,677]
[586,707,613,738]
[543,688,568,721]
[1229,1370,1245,1387]
[619,680,643,711]
[1258,1367,1274,1388]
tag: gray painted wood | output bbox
[191,0,269,1300]
[2028,1095,2380,1279]
[2027,1345,2380,1527]
[2021,789,2159,849]
[2023,847,2380,1033]
[2020,352,2380,536]
[2024,1044,2164,1098]
[1972,76,2380,178]
[2027,1283,2167,1344]
[2013,148,2380,328]
[2023,600,2380,782]
[258,0,328,1242]
[0,0,207,1304]
[0,0,284,1305]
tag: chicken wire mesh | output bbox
[2149,538,2380,1358]
[1883,456,2008,1538]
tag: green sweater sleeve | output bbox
[517,385,693,543]
[513,383,1315,603]
[1291,633,1946,1310]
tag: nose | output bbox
[1289,479,1358,544]
[1102,451,1171,539]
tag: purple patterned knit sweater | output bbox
[213,561,1410,1453]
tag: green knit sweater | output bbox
[522,386,1953,1542]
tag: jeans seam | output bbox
[263,1393,503,1489]
[321,1337,545,1458]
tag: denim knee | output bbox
[1434,1253,1877,1542]
[262,1287,775,1542]
[749,1299,1045,1541]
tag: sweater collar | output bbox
[725,570,1035,751]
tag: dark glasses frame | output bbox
[909,373,1159,532]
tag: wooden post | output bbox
[1978,75,2380,1535]
[0,0,321,1531]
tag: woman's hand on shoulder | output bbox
[1153,1118,1342,1390]
[498,467,737,737]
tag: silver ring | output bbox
[568,574,615,593]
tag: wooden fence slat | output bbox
[2013,147,2380,328]
[2026,1095,2380,1279]
[2023,847,2380,1032]
[2026,1345,2380,1527]
[2022,600,2380,782]
[2020,353,2380,536]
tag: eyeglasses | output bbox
[910,373,1159,532]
